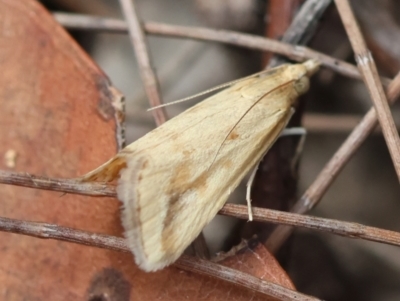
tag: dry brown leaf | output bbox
[217,239,295,291]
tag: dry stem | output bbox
[220,205,400,247]
[0,171,114,197]
[118,0,167,126]
[335,0,400,181]
[52,12,390,84]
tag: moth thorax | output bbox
[293,76,310,96]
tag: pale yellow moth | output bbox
[81,60,320,272]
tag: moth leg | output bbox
[246,128,306,222]
[279,127,306,137]
[246,165,259,221]
[280,127,307,172]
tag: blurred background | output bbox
[42,0,400,299]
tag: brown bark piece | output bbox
[0,0,294,300]
[0,0,125,299]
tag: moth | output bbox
[80,60,320,271]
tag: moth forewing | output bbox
[80,60,320,272]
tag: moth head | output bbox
[293,59,320,96]
[303,59,320,77]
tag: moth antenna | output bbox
[148,69,276,111]
[207,97,262,171]
[208,80,294,170]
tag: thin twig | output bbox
[0,216,127,251]
[53,12,128,33]
[0,171,115,197]
[52,12,391,84]
[0,216,320,301]
[1,172,400,248]
[219,204,400,247]
[141,22,359,79]
[118,0,167,126]
[266,71,400,252]
[335,0,400,181]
